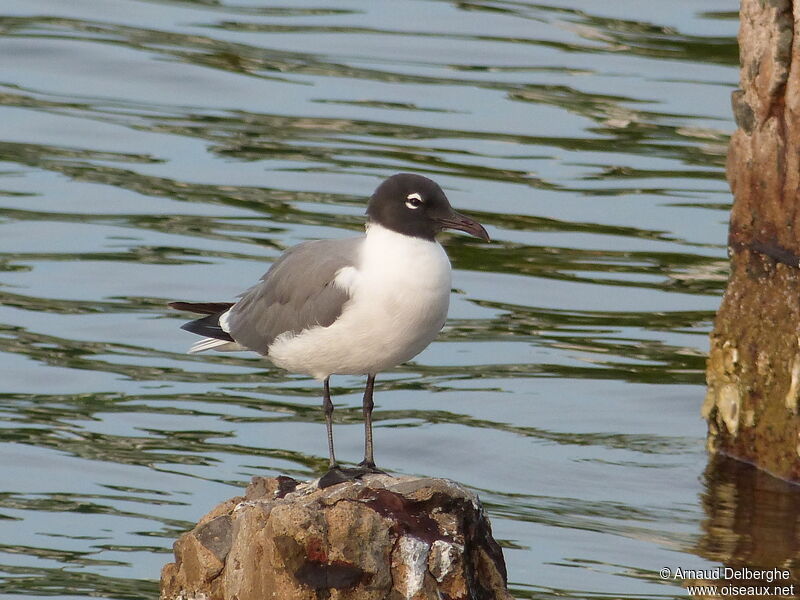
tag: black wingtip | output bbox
[168,301,235,314]
[180,313,235,342]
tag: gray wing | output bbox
[226,236,362,354]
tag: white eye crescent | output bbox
[405,192,423,210]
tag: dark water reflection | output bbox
[698,456,800,576]
[4,1,795,599]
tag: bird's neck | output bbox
[365,222,441,248]
[361,223,450,284]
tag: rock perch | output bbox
[160,474,513,600]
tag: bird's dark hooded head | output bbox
[366,173,489,242]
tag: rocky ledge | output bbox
[160,473,512,600]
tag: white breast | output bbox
[267,224,452,380]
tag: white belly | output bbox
[267,225,452,380]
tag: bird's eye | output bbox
[405,192,423,210]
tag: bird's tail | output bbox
[168,301,240,353]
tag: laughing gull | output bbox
[169,173,489,476]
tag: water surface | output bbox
[3,1,795,599]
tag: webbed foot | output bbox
[318,464,386,488]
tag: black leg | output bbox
[322,377,337,468]
[359,374,377,469]
[319,374,385,488]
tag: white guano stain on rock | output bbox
[395,535,430,598]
